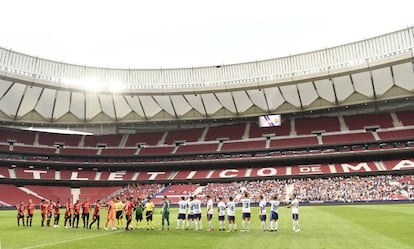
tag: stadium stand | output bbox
[204,124,246,141]
[38,132,82,147]
[78,186,120,202]
[0,185,42,206]
[173,170,212,180]
[0,129,35,145]
[199,175,414,203]
[321,132,376,144]
[0,143,9,151]
[100,147,138,156]
[0,166,10,178]
[164,128,204,144]
[153,184,199,204]
[83,134,123,147]
[248,120,291,138]
[395,110,414,126]
[124,132,164,146]
[14,167,56,180]
[343,112,395,130]
[175,142,219,154]
[269,136,319,148]
[59,169,98,181]
[138,146,175,156]
[377,128,414,140]
[59,147,99,155]
[220,139,266,152]
[0,27,414,215]
[1,155,414,206]
[12,145,56,155]
[23,186,71,202]
[295,116,341,135]
[105,184,165,203]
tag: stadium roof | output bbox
[0,27,413,127]
[0,1,413,128]
[1,0,413,69]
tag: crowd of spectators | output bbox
[100,174,414,204]
[102,183,164,203]
[200,174,414,203]
[292,175,413,202]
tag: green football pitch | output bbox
[0,204,413,249]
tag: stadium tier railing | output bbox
[0,27,413,93]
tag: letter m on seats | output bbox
[340,163,372,173]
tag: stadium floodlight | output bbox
[107,80,125,93]
[83,79,104,92]
[60,77,126,93]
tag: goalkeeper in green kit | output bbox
[134,198,144,229]
[160,195,170,230]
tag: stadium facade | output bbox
[0,27,413,206]
[0,27,413,132]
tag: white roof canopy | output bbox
[0,28,413,124]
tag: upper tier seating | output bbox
[0,110,412,162]
[38,132,82,146]
[0,143,9,151]
[322,132,375,144]
[343,112,394,130]
[59,147,98,155]
[377,128,414,140]
[175,143,219,154]
[84,134,123,147]
[249,120,290,138]
[138,146,175,156]
[0,129,35,145]
[13,145,56,154]
[221,140,266,152]
[125,132,164,146]
[295,116,341,135]
[100,147,138,156]
[204,124,246,141]
[164,128,204,144]
[269,136,319,148]
[396,110,414,126]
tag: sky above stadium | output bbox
[1,0,413,69]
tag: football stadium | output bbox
[0,2,414,249]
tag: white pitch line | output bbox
[21,230,122,249]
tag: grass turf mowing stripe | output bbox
[1,204,413,249]
[318,204,414,248]
[20,230,122,249]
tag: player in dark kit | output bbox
[89,200,101,229]
[82,197,91,228]
[64,198,73,228]
[72,200,81,228]
[134,198,144,229]
[53,199,61,228]
[125,197,135,231]
[161,195,170,231]
[17,201,25,226]
[26,199,35,227]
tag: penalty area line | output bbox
[21,230,122,249]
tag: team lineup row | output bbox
[16,193,301,232]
